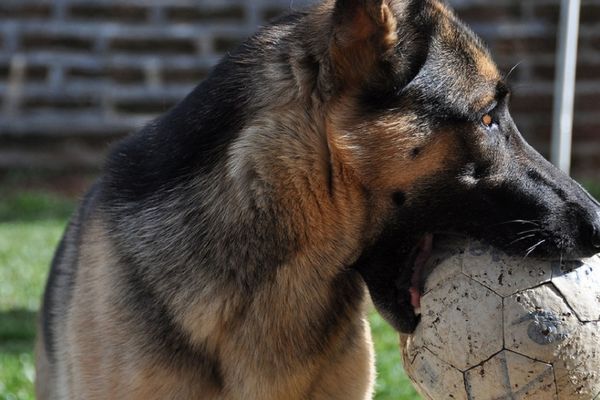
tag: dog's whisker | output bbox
[560,251,564,266]
[504,60,524,81]
[516,229,541,236]
[495,219,540,227]
[524,240,546,258]
[507,234,536,247]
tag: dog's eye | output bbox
[482,114,493,127]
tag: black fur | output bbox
[101,56,252,206]
[41,233,66,361]
[352,224,420,332]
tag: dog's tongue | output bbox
[409,234,433,311]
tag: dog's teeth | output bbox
[414,307,422,316]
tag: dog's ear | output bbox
[330,0,399,87]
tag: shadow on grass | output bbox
[0,193,75,223]
[0,309,37,354]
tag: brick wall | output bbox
[0,0,598,180]
[0,0,313,170]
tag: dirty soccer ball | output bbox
[400,237,600,400]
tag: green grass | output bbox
[371,314,421,399]
[583,180,600,200]
[0,190,420,399]
[0,192,72,400]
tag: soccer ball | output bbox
[400,237,600,400]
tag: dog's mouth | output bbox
[356,230,457,333]
[406,233,434,315]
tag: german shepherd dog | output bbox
[36,0,600,398]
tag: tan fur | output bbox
[330,1,398,88]
[41,220,222,399]
[429,0,500,110]
[35,333,52,400]
[329,100,461,192]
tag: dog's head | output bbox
[320,0,600,332]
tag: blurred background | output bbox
[0,0,598,399]
[1,0,599,186]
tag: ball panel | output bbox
[421,245,464,295]
[401,346,467,400]
[421,274,503,370]
[464,350,557,400]
[503,284,579,363]
[551,256,600,322]
[462,240,552,297]
[400,321,427,363]
[553,321,600,399]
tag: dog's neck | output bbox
[152,112,373,382]
[225,110,370,272]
